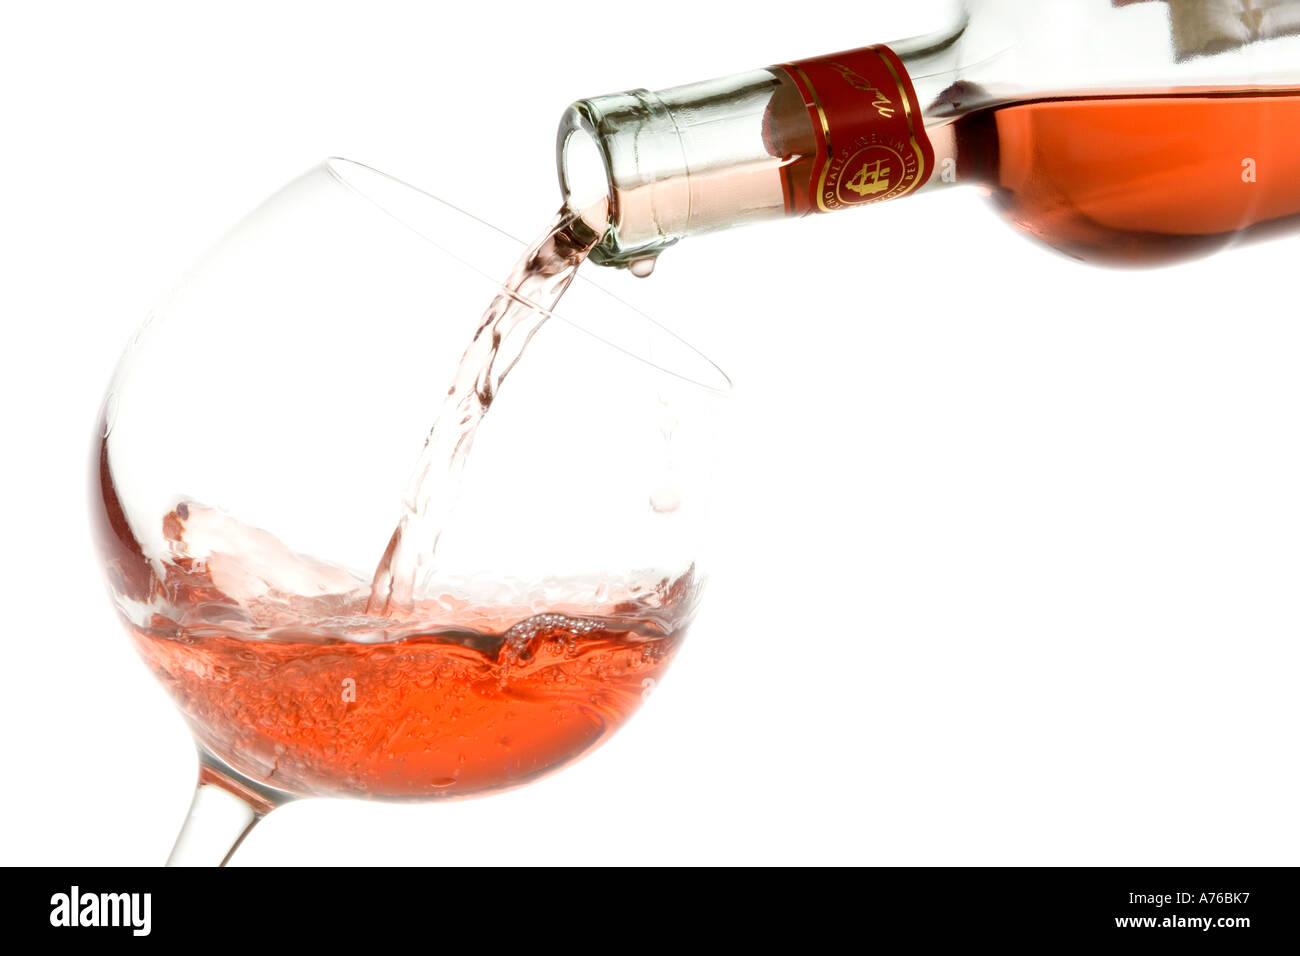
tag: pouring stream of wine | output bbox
[366,202,606,615]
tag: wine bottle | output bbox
[556,0,1300,268]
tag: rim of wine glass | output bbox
[322,157,732,395]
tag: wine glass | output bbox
[91,158,729,865]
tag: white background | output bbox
[3,0,1298,866]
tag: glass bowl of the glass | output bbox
[91,158,729,864]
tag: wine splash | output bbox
[129,501,695,799]
[366,202,605,615]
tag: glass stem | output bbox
[167,747,293,867]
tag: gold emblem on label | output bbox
[832,145,908,206]
[845,157,892,197]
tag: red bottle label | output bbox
[775,45,934,214]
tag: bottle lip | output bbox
[556,95,689,268]
[556,102,614,218]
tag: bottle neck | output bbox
[556,28,966,268]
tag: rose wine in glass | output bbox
[117,500,697,800]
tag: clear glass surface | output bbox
[91,158,728,864]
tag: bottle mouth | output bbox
[324,157,729,395]
[556,95,692,269]
[557,121,613,220]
